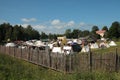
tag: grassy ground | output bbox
[1,53,120,80]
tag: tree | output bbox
[71,29,80,38]
[102,26,109,38]
[108,21,120,39]
[40,32,48,39]
[91,26,100,39]
[5,26,13,41]
[91,26,99,33]
[12,25,22,40]
[102,26,108,32]
[65,29,72,38]
[82,30,90,37]
[0,23,10,41]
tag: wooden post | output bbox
[49,50,51,67]
[28,47,30,61]
[14,47,15,57]
[46,46,49,66]
[69,51,72,73]
[64,53,67,72]
[20,48,22,59]
[115,48,118,72]
[89,48,92,72]
[37,48,39,64]
[8,47,10,55]
[4,46,6,54]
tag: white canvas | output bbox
[81,45,90,52]
[109,41,117,46]
[52,47,63,53]
[5,43,16,47]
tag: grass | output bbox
[1,53,120,80]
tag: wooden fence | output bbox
[0,45,120,73]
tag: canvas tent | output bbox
[81,45,90,52]
[109,41,117,46]
[52,47,64,53]
[25,41,34,46]
[5,42,16,47]
[34,41,45,47]
[90,43,99,49]
[63,46,72,54]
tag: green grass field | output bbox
[1,53,120,80]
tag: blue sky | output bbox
[0,0,120,34]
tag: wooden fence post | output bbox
[69,51,72,73]
[20,48,22,59]
[14,47,15,57]
[115,48,118,72]
[37,48,39,64]
[28,47,30,61]
[8,47,10,55]
[89,48,92,72]
[49,50,51,67]
[64,53,67,72]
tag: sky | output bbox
[0,0,120,34]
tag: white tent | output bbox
[99,42,110,48]
[52,47,64,53]
[90,43,99,49]
[109,41,117,46]
[5,42,16,47]
[34,41,45,47]
[63,46,72,54]
[81,45,90,52]
[67,40,73,44]
[73,39,77,43]
[48,43,53,49]
[25,41,34,46]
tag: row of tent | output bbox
[5,40,117,54]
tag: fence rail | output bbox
[0,45,120,73]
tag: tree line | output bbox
[0,21,120,42]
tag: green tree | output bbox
[91,26,100,39]
[108,21,120,39]
[40,32,48,39]
[0,23,13,41]
[82,30,90,37]
[102,26,108,32]
[5,26,13,41]
[65,29,72,38]
[72,29,80,38]
[102,26,109,38]
[91,26,99,33]
[12,25,21,40]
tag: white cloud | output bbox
[20,19,95,34]
[0,19,8,24]
[79,22,85,26]
[51,19,75,29]
[77,22,94,30]
[21,18,37,22]
[33,25,46,29]
[67,21,75,26]
[51,19,60,25]
[21,24,29,28]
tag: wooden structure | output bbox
[0,45,120,73]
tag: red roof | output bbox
[96,30,106,34]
